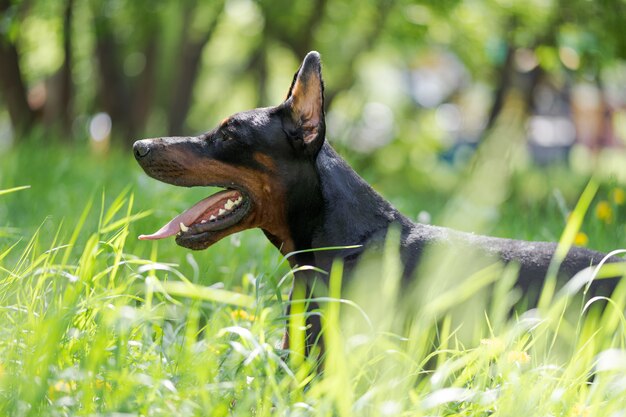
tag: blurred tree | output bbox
[91,0,160,141]
[49,0,74,135]
[0,0,37,136]
[167,0,224,135]
[0,0,625,156]
[90,0,229,142]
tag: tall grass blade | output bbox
[155,280,255,308]
[539,179,599,309]
[0,185,30,196]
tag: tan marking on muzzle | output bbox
[152,145,294,253]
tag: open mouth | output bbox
[139,188,251,242]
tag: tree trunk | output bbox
[484,43,514,132]
[0,38,36,137]
[166,36,209,135]
[131,35,157,137]
[0,0,37,138]
[43,0,74,137]
[93,10,133,141]
[58,0,74,134]
[167,2,223,135]
[249,46,268,107]
[291,0,328,59]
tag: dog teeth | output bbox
[207,196,243,222]
[200,220,207,224]
[179,222,189,232]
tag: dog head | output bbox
[134,51,325,253]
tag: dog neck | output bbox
[270,142,411,268]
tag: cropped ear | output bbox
[283,51,325,156]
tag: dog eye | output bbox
[213,132,233,143]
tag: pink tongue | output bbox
[139,190,232,240]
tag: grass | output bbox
[1,141,626,416]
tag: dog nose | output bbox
[133,140,151,159]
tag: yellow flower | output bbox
[574,232,588,246]
[506,350,531,364]
[48,380,76,398]
[611,188,626,205]
[94,379,112,391]
[230,309,255,321]
[595,200,613,224]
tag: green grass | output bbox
[1,142,626,416]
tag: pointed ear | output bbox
[283,51,325,155]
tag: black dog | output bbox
[134,51,618,356]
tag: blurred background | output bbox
[1,0,625,156]
[1,0,626,249]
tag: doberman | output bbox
[134,51,620,358]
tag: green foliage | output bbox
[2,0,625,148]
[1,142,626,415]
